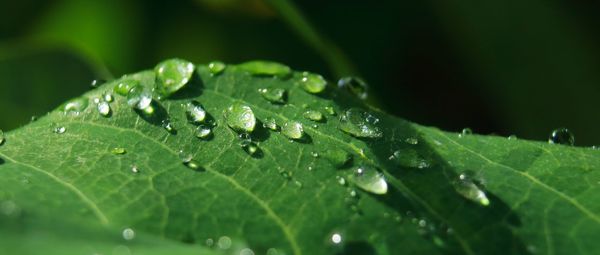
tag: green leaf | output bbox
[0,60,598,255]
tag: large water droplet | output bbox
[185,101,206,123]
[548,128,574,146]
[339,108,382,138]
[300,72,327,93]
[258,88,286,104]
[195,125,212,139]
[281,121,304,140]
[263,117,279,131]
[155,58,195,97]
[225,104,256,133]
[97,101,111,117]
[62,97,89,115]
[208,61,226,75]
[127,85,152,110]
[122,228,135,241]
[303,110,323,122]
[238,60,291,77]
[453,173,489,206]
[114,79,139,96]
[350,165,388,195]
[337,77,368,99]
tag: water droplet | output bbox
[154,58,195,97]
[310,151,319,157]
[103,91,113,102]
[195,125,212,139]
[258,88,286,104]
[238,60,291,77]
[0,129,4,145]
[336,176,346,186]
[389,150,431,169]
[53,126,66,134]
[337,77,368,99]
[303,110,323,122]
[90,79,105,88]
[207,61,226,75]
[405,137,419,145]
[225,104,256,133]
[240,248,255,255]
[161,119,175,133]
[323,149,352,168]
[239,135,260,156]
[300,71,327,93]
[184,160,202,170]
[217,236,232,250]
[262,117,279,131]
[279,169,293,179]
[122,228,135,241]
[281,121,304,140]
[331,233,343,244]
[131,165,139,173]
[507,135,518,140]
[548,128,574,146]
[114,79,139,96]
[324,106,336,115]
[97,101,111,117]
[185,101,206,123]
[350,165,388,195]
[127,85,152,110]
[338,108,382,138]
[453,173,489,206]
[458,128,472,138]
[111,147,126,155]
[205,238,214,247]
[62,97,89,115]
[178,150,193,163]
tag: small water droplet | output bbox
[185,100,206,123]
[240,135,259,156]
[225,103,256,133]
[90,79,105,88]
[405,137,419,145]
[324,106,336,116]
[53,126,66,134]
[338,108,382,138]
[207,61,226,75]
[62,97,89,115]
[103,91,113,102]
[350,165,388,195]
[258,88,286,104]
[127,85,152,110]
[205,238,214,247]
[122,228,135,241]
[131,165,139,173]
[507,135,518,140]
[336,176,346,186]
[0,129,4,145]
[294,180,303,188]
[453,173,489,206]
[262,117,279,131]
[303,110,323,122]
[300,71,327,93]
[337,76,368,99]
[389,150,431,169]
[178,150,193,163]
[310,151,319,157]
[548,128,574,146]
[111,147,126,155]
[217,236,232,250]
[458,128,472,138]
[155,58,195,97]
[161,119,175,134]
[281,121,304,140]
[97,101,111,117]
[331,233,343,244]
[114,79,139,96]
[238,60,291,77]
[195,125,212,139]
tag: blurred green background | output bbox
[1,0,598,145]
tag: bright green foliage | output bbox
[0,61,599,255]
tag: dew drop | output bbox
[300,71,327,93]
[303,110,323,122]
[127,85,152,110]
[405,137,419,145]
[154,58,195,97]
[453,173,489,206]
[184,160,202,170]
[238,60,291,77]
[122,228,135,241]
[0,129,4,145]
[207,61,226,75]
[131,165,139,174]
[53,126,66,134]
[548,128,574,146]
[350,165,388,195]
[217,236,232,250]
[114,79,139,96]
[90,79,105,88]
[195,125,212,139]
[262,117,279,131]
[103,91,113,102]
[224,103,256,133]
[458,128,472,138]
[111,147,126,155]
[185,100,206,123]
[336,176,346,186]
[205,238,214,247]
[389,150,431,169]
[338,76,368,99]
[240,135,259,156]
[178,150,193,164]
[258,88,286,104]
[97,101,111,117]
[507,135,518,140]
[62,97,89,115]
[281,121,304,140]
[324,106,336,116]
[310,151,319,158]
[331,233,343,244]
[338,108,382,138]
[161,119,175,134]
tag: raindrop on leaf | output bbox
[548,128,574,146]
[225,103,256,133]
[350,165,388,195]
[154,58,195,97]
[339,108,382,138]
[337,76,368,99]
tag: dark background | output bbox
[0,0,598,145]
